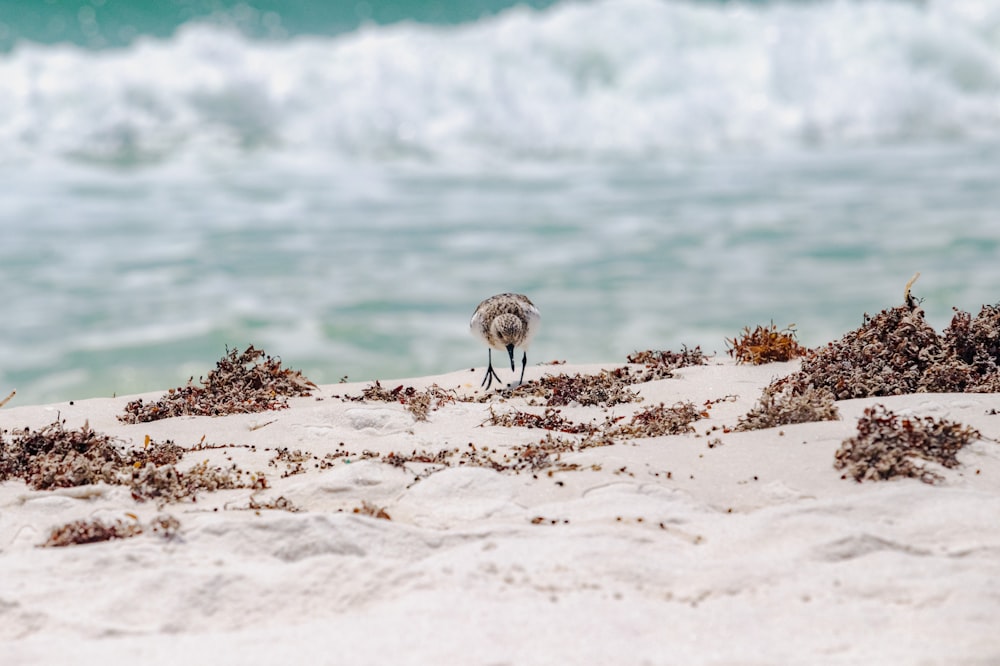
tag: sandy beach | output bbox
[5,1,1000,662]
[1,352,998,665]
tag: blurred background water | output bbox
[1,0,999,404]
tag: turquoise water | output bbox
[0,1,563,51]
[2,0,1000,404]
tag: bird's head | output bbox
[490,314,524,370]
[490,313,524,347]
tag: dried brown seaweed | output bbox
[42,517,143,547]
[727,323,808,365]
[0,421,114,489]
[41,514,179,548]
[627,346,709,381]
[497,348,705,406]
[119,346,316,423]
[1,420,129,490]
[247,495,301,512]
[269,447,312,477]
[834,405,981,484]
[353,501,391,520]
[486,394,708,441]
[509,368,642,407]
[736,385,839,431]
[791,304,977,398]
[339,397,708,478]
[809,304,950,397]
[765,276,1000,399]
[130,435,185,467]
[352,381,457,421]
[130,460,267,504]
[376,435,601,477]
[942,304,1000,391]
[0,420,266,506]
[473,433,597,474]
[613,401,706,438]
[485,406,605,434]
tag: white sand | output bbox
[1,359,999,664]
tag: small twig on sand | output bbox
[0,390,14,408]
[904,272,921,310]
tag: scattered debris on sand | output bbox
[627,346,710,380]
[347,381,457,421]
[472,347,707,406]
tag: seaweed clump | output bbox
[41,514,180,548]
[798,303,955,398]
[119,346,316,424]
[613,402,706,438]
[42,518,143,547]
[727,323,808,365]
[766,277,1000,399]
[487,401,706,439]
[736,385,839,431]
[941,304,1000,393]
[626,346,709,381]
[0,420,179,490]
[129,460,267,505]
[0,420,267,505]
[834,405,981,484]
[509,368,642,407]
[353,381,457,421]
[486,407,603,434]
[785,306,1000,399]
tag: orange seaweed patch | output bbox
[726,322,808,365]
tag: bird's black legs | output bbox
[481,348,503,390]
[481,348,528,390]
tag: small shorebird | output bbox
[470,293,540,390]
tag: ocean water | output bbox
[2,0,1000,404]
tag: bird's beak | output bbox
[506,344,515,371]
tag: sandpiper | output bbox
[470,293,540,390]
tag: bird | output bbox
[469,293,540,390]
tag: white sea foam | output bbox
[2,0,1000,166]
